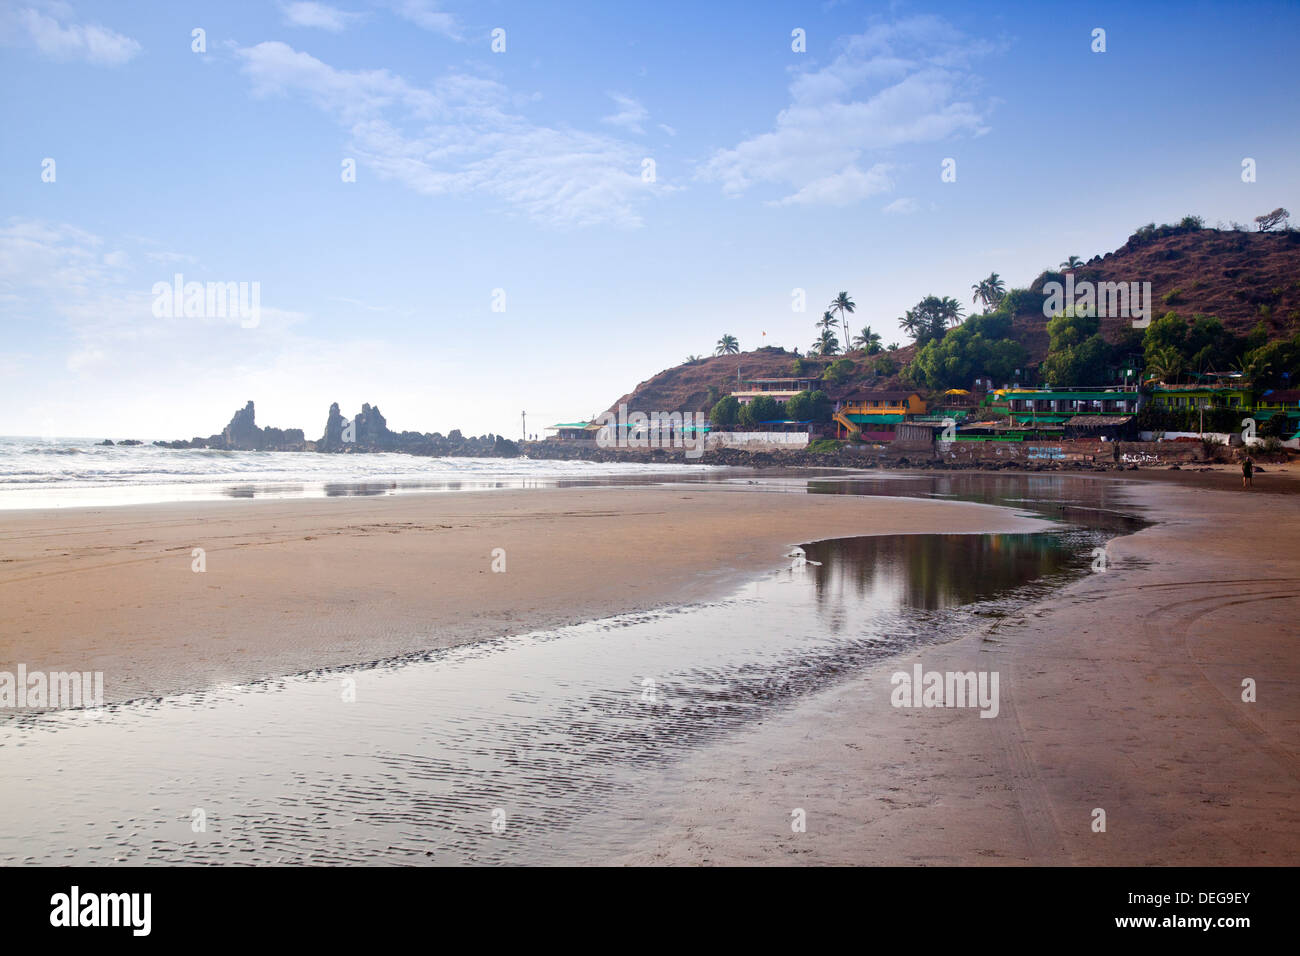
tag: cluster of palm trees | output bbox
[899,295,965,342]
[970,272,1007,313]
[811,291,882,356]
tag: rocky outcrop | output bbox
[222,401,261,450]
[158,400,515,457]
[157,401,308,451]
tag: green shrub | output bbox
[807,439,845,454]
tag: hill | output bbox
[1011,226,1300,360]
[605,225,1300,415]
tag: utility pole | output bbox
[521,410,526,441]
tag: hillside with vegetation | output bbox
[605,211,1300,419]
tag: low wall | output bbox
[936,439,1109,464]
[706,432,810,449]
[1116,441,1207,463]
[1140,430,1233,444]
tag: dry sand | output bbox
[0,483,1043,705]
[616,476,1300,865]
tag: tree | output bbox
[715,334,739,355]
[1255,207,1290,231]
[902,295,962,346]
[739,395,782,428]
[1060,255,1084,271]
[1040,308,1109,387]
[709,395,740,427]
[872,354,897,376]
[685,354,702,364]
[970,272,1007,313]
[785,389,832,422]
[908,312,1027,390]
[829,292,856,345]
[940,295,965,327]
[852,325,882,353]
[817,310,837,334]
[886,342,900,351]
[1144,346,1185,384]
[822,358,856,384]
[812,328,840,355]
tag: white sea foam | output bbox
[0,436,718,509]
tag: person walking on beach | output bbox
[1242,454,1254,489]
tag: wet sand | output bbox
[0,482,1046,705]
[616,475,1300,865]
[3,469,1296,866]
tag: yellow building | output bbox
[833,390,927,440]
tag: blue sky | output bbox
[2,0,1298,439]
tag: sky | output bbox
[2,0,1298,440]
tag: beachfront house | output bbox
[1254,388,1300,437]
[1147,383,1253,412]
[996,388,1141,426]
[547,422,598,440]
[730,377,817,406]
[832,389,926,441]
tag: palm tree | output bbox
[852,325,882,353]
[899,309,922,341]
[1060,255,1084,271]
[829,292,856,345]
[940,296,966,327]
[817,310,837,333]
[1146,346,1184,384]
[715,334,739,356]
[685,354,703,364]
[886,342,900,352]
[971,272,1007,313]
[812,329,840,355]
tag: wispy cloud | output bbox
[235,41,665,228]
[882,196,918,215]
[0,2,141,66]
[602,93,648,134]
[378,0,458,39]
[282,2,365,33]
[698,15,998,206]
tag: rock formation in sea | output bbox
[154,401,306,451]
[155,400,517,457]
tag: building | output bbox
[730,378,817,405]
[1147,383,1252,412]
[832,389,926,440]
[547,421,597,440]
[1063,415,1138,441]
[1253,389,1300,432]
[995,388,1140,426]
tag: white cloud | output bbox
[235,41,665,228]
[282,2,364,32]
[379,0,458,39]
[1,4,141,66]
[882,196,918,215]
[698,15,997,206]
[602,93,648,134]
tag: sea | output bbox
[0,435,722,510]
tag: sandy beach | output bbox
[0,482,1045,706]
[616,474,1300,865]
[2,470,1296,866]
